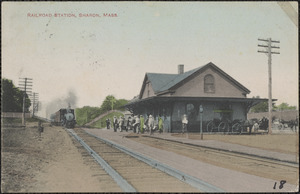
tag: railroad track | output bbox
[66,127,224,192]
[68,131,123,192]
[131,135,299,185]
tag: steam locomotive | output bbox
[51,107,76,128]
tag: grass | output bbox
[75,107,103,126]
[90,112,124,129]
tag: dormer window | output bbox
[204,74,215,93]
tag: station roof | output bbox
[125,96,273,109]
[146,65,204,93]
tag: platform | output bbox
[146,132,299,164]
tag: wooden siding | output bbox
[141,79,156,99]
[165,68,246,98]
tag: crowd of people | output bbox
[105,113,189,134]
[105,114,164,135]
[105,113,298,134]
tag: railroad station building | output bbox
[125,62,268,133]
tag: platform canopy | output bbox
[124,96,274,113]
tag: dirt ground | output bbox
[1,121,105,193]
[172,132,299,154]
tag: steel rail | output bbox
[66,128,136,192]
[85,130,224,192]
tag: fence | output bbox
[1,112,32,118]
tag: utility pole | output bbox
[199,105,203,140]
[258,38,280,134]
[31,92,39,117]
[19,78,33,126]
[111,98,116,110]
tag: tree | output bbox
[250,101,276,113]
[274,103,296,111]
[1,78,31,112]
[100,95,117,112]
[99,95,129,112]
[114,99,129,111]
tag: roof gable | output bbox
[206,63,250,94]
[158,65,204,92]
[139,62,250,99]
[147,73,177,93]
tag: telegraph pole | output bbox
[258,38,280,134]
[31,92,39,117]
[19,78,33,126]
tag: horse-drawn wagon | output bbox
[206,117,269,134]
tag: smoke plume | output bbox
[45,89,78,119]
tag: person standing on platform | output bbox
[113,116,118,132]
[106,118,110,129]
[182,114,188,134]
[140,115,144,134]
[131,115,136,132]
[158,115,163,134]
[148,114,154,135]
[119,116,124,132]
[144,114,149,132]
[135,115,140,134]
[121,116,125,131]
[126,116,131,132]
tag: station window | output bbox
[204,74,215,93]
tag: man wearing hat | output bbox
[182,114,188,134]
[106,118,110,129]
[113,116,118,132]
[140,115,144,134]
[134,115,140,133]
[148,114,154,135]
[158,115,163,134]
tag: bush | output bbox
[75,96,129,126]
[75,106,103,126]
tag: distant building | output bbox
[125,62,268,133]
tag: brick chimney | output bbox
[178,64,184,74]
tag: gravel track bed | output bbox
[73,127,200,192]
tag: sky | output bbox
[2,1,298,118]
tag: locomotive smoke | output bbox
[45,89,78,119]
[65,90,77,109]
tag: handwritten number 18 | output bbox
[273,180,286,189]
